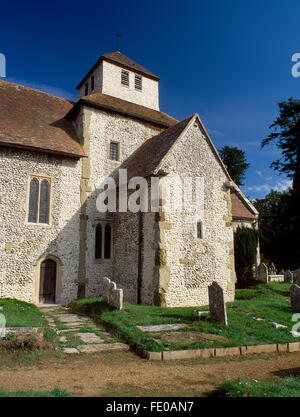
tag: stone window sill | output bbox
[94,258,113,264]
[25,222,51,228]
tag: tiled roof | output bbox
[0,81,84,158]
[66,92,178,128]
[102,52,160,80]
[114,113,234,184]
[76,51,160,89]
[115,115,194,182]
[231,190,257,220]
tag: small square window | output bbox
[91,75,95,91]
[110,142,119,161]
[85,82,88,95]
[135,74,142,91]
[197,220,203,239]
[121,70,129,86]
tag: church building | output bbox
[0,51,258,306]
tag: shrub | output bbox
[234,226,259,286]
[0,333,55,352]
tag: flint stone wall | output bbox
[155,123,236,307]
[0,148,82,304]
[81,107,163,303]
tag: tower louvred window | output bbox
[135,74,142,90]
[121,70,129,86]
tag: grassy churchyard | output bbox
[1,282,300,397]
[0,298,46,328]
[69,283,297,352]
[218,377,300,397]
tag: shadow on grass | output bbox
[272,367,300,378]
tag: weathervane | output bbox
[115,33,123,51]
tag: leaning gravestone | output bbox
[102,277,123,310]
[284,270,293,283]
[294,269,300,286]
[290,284,300,312]
[258,263,268,283]
[208,281,228,325]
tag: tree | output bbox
[253,189,295,269]
[219,146,249,186]
[261,98,300,266]
[234,226,259,287]
[262,98,300,195]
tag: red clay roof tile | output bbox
[231,190,257,220]
[0,81,84,158]
[67,92,178,128]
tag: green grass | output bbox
[0,349,50,366]
[0,298,46,327]
[219,377,300,397]
[69,286,299,352]
[0,388,71,397]
[267,281,291,293]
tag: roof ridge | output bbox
[0,80,74,103]
[153,114,197,174]
[76,51,160,89]
[115,114,195,182]
[230,182,259,216]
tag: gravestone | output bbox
[137,323,187,332]
[290,284,300,312]
[284,270,293,283]
[258,263,268,283]
[208,281,228,325]
[268,262,277,275]
[102,277,123,310]
[294,269,300,286]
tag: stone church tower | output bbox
[0,51,258,307]
[77,51,160,110]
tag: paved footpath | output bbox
[38,305,129,354]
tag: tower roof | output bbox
[76,51,160,89]
[66,92,177,128]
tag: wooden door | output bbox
[39,259,56,303]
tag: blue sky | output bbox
[1,0,299,199]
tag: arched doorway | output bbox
[39,259,57,303]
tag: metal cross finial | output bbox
[115,33,123,51]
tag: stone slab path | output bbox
[39,305,128,354]
[137,323,188,332]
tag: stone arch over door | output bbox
[34,255,63,304]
